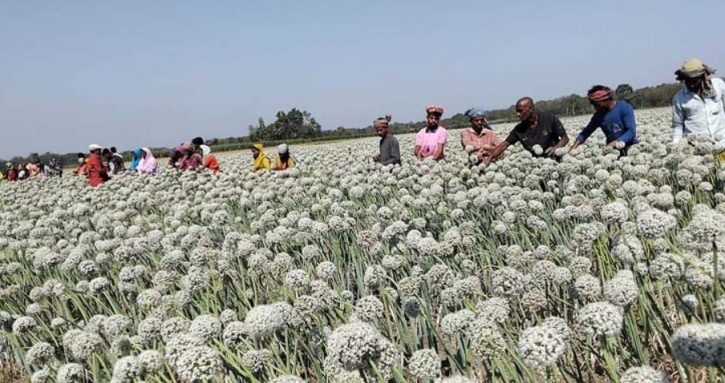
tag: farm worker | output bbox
[17,163,29,180]
[616,84,635,107]
[87,144,109,187]
[373,115,401,166]
[415,105,447,161]
[5,163,17,181]
[460,108,503,165]
[200,145,220,174]
[26,162,40,178]
[252,143,271,172]
[110,147,126,173]
[274,143,296,170]
[137,147,160,175]
[191,137,205,152]
[569,85,638,156]
[178,146,203,170]
[129,149,142,172]
[75,153,89,176]
[671,59,725,161]
[484,97,569,165]
[167,142,188,169]
[104,148,126,174]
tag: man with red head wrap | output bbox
[570,85,638,156]
[415,105,447,161]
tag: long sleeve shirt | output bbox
[577,101,637,145]
[379,134,401,165]
[672,78,725,149]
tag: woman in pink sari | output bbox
[136,148,159,175]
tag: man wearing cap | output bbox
[415,105,447,161]
[570,85,638,155]
[460,108,503,165]
[372,115,401,166]
[672,59,725,157]
[88,144,109,187]
[273,143,296,170]
[484,97,569,165]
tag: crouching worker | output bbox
[274,144,296,170]
[460,108,503,166]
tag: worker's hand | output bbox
[482,157,492,166]
[545,147,556,157]
[607,141,619,148]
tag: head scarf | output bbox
[252,144,270,171]
[89,144,102,152]
[137,148,159,174]
[200,145,211,157]
[5,162,12,169]
[676,58,717,98]
[374,115,392,126]
[278,144,289,154]
[130,149,142,171]
[426,105,444,116]
[464,108,486,119]
[588,87,613,102]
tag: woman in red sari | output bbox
[87,144,109,187]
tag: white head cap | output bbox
[200,145,211,157]
[278,144,289,154]
[88,144,103,151]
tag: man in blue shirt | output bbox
[570,85,638,156]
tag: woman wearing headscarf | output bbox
[6,163,17,181]
[130,149,142,172]
[74,153,89,176]
[178,145,203,171]
[136,147,160,175]
[88,144,110,187]
[166,143,188,169]
[460,108,503,166]
[415,105,447,161]
[200,145,220,174]
[26,162,41,178]
[273,143,296,170]
[252,143,271,172]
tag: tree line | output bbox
[0,81,691,166]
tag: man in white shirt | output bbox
[671,59,725,159]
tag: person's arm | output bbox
[432,130,447,160]
[570,116,598,152]
[414,131,423,159]
[486,128,519,164]
[263,157,271,170]
[484,141,510,165]
[615,105,637,145]
[381,139,400,165]
[672,97,685,145]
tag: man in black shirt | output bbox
[484,97,569,165]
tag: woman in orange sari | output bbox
[200,145,220,174]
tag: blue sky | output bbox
[1,0,724,157]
